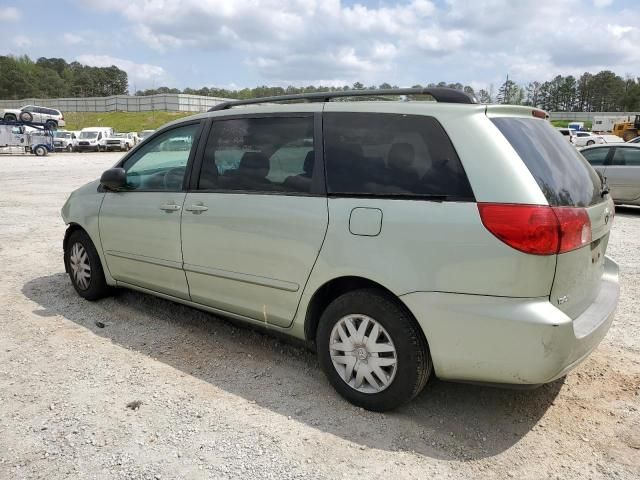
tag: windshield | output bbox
[79,132,98,139]
[54,132,71,139]
[111,133,126,138]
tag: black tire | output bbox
[64,229,111,301]
[19,111,33,122]
[316,288,431,411]
[586,140,595,146]
[45,120,57,130]
[4,114,16,122]
[33,146,47,157]
[66,144,73,152]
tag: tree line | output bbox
[0,55,128,99]
[135,73,640,112]
[1,55,639,112]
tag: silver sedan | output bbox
[580,143,640,206]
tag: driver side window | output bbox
[122,123,199,191]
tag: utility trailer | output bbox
[0,119,54,156]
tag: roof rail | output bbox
[208,87,478,112]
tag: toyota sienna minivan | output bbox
[62,88,619,411]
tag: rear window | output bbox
[492,118,602,207]
[324,112,473,199]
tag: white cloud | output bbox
[593,0,613,7]
[63,33,84,45]
[12,35,31,48]
[75,0,637,87]
[76,54,168,87]
[0,7,20,22]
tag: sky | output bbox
[0,0,638,93]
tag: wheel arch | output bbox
[303,275,425,345]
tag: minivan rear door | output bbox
[490,113,613,319]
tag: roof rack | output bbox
[208,87,478,112]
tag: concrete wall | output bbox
[0,94,232,113]
[548,111,640,122]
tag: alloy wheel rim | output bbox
[329,314,397,394]
[69,242,91,290]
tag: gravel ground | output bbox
[0,152,639,480]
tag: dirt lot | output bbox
[0,152,639,479]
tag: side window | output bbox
[22,106,34,112]
[323,112,473,198]
[121,123,199,191]
[198,116,315,193]
[612,147,640,166]
[581,147,610,166]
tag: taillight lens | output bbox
[478,203,591,255]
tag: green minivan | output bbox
[62,88,619,411]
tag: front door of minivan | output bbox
[181,112,328,327]
[99,122,202,299]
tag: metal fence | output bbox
[0,95,638,121]
[0,94,232,113]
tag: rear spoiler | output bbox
[485,105,549,119]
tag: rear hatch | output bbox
[489,111,613,319]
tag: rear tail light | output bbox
[478,203,591,255]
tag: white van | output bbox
[76,127,114,152]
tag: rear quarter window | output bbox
[323,112,473,199]
[492,118,602,207]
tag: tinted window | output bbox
[612,147,640,166]
[198,117,315,193]
[581,147,610,166]
[122,123,199,191]
[492,118,602,207]
[323,112,473,199]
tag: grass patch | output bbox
[551,119,593,130]
[63,111,195,132]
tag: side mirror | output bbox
[100,168,127,191]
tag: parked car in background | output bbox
[557,127,577,144]
[626,136,640,143]
[573,131,605,147]
[139,129,154,141]
[580,143,640,205]
[1,105,65,129]
[105,132,136,152]
[128,132,140,145]
[53,131,78,152]
[61,88,618,411]
[76,127,113,152]
[601,135,625,144]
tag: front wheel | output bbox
[586,140,595,146]
[33,146,47,156]
[64,230,111,300]
[66,144,73,152]
[317,289,431,411]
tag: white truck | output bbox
[105,132,137,152]
[0,123,54,156]
[76,127,114,152]
[53,131,78,152]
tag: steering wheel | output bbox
[162,167,185,190]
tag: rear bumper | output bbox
[401,257,619,385]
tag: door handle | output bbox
[185,204,209,213]
[159,203,181,212]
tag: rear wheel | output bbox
[45,120,57,130]
[64,230,111,300]
[317,289,431,411]
[4,114,16,122]
[19,111,33,122]
[66,144,73,152]
[586,140,595,146]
